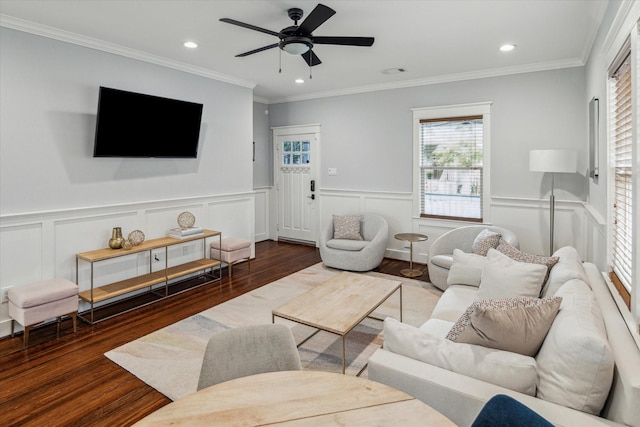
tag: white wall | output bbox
[264,67,590,263]
[268,67,588,202]
[253,102,271,187]
[0,28,256,337]
[0,28,254,214]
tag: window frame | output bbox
[412,102,492,223]
[607,45,633,307]
[604,19,638,322]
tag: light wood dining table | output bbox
[133,370,455,426]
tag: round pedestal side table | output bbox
[394,233,428,278]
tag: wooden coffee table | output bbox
[272,271,402,374]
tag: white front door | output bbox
[273,125,319,244]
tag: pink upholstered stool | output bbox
[8,278,78,348]
[210,237,251,278]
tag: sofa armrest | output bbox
[368,348,624,427]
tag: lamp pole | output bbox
[529,149,577,257]
[549,173,555,256]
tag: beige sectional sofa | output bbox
[369,246,640,427]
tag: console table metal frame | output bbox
[76,229,222,324]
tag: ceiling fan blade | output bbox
[235,43,279,57]
[302,50,322,67]
[219,18,282,38]
[313,36,375,47]
[295,4,336,36]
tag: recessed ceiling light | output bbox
[500,43,516,52]
[184,41,198,49]
[295,78,304,84]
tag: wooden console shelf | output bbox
[76,229,222,324]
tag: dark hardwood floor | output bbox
[0,240,427,426]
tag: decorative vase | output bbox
[121,238,133,250]
[109,227,124,249]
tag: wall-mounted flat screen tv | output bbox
[93,86,203,158]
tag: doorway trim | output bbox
[272,124,321,246]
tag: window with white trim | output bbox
[607,28,636,309]
[413,103,491,223]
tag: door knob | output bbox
[307,194,315,200]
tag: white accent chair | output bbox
[197,324,301,390]
[427,225,519,291]
[319,214,389,272]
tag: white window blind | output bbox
[419,116,483,221]
[609,51,633,293]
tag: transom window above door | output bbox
[282,140,311,165]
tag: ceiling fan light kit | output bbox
[280,37,313,55]
[220,3,374,71]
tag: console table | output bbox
[76,229,222,324]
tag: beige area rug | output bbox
[104,263,442,401]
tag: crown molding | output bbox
[0,15,256,90]
[253,96,269,104]
[602,0,639,62]
[266,58,585,104]
[579,0,610,63]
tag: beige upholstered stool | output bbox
[8,278,78,348]
[210,237,251,278]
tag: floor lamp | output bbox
[529,149,577,255]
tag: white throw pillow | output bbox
[447,249,486,287]
[535,279,614,415]
[477,249,547,301]
[383,317,538,395]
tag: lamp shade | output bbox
[529,150,577,173]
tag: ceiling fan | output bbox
[220,3,374,68]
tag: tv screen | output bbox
[93,87,203,158]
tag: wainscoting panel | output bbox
[490,197,586,257]
[1,223,44,299]
[584,204,607,271]
[314,189,600,267]
[363,194,414,260]
[319,192,362,221]
[0,192,256,338]
[207,196,255,258]
[254,188,270,242]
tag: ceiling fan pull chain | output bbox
[279,48,282,73]
[309,62,312,79]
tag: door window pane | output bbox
[282,139,311,166]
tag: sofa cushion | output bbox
[383,317,538,395]
[419,318,456,337]
[430,254,454,270]
[325,239,369,251]
[541,246,588,297]
[447,249,485,287]
[477,249,547,300]
[450,296,562,356]
[535,279,614,415]
[332,214,363,240]
[472,229,502,256]
[429,284,478,323]
[496,241,559,281]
